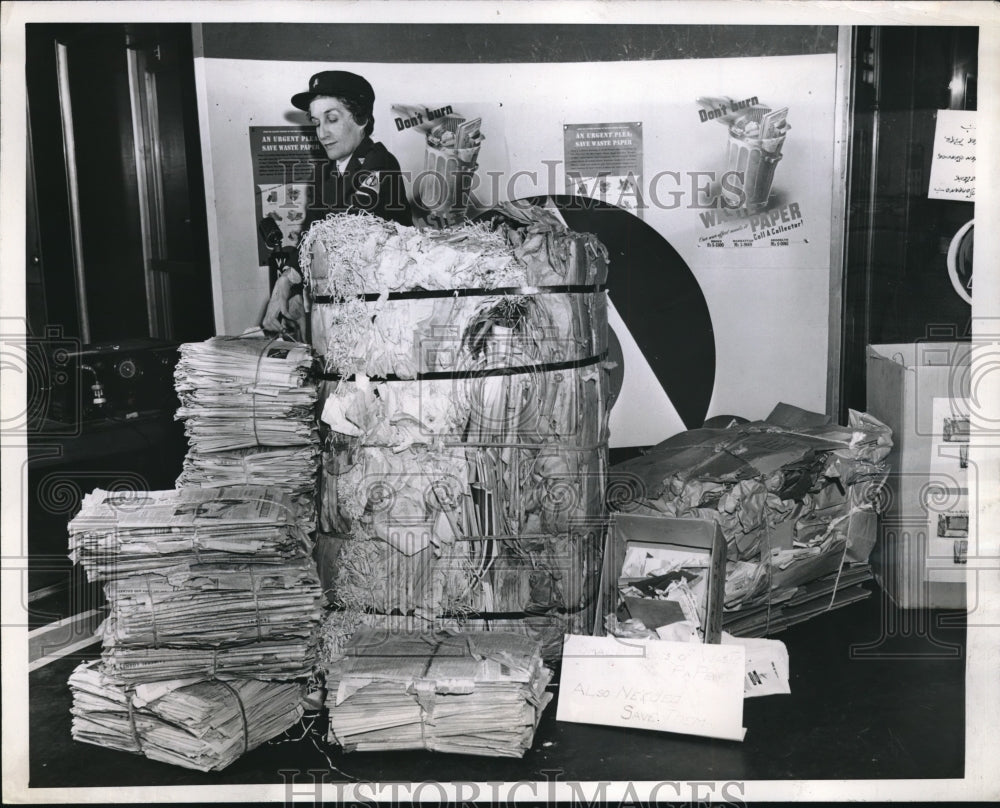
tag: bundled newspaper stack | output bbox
[99,640,316,686]
[69,660,306,772]
[173,336,320,521]
[68,486,312,581]
[326,628,552,757]
[67,485,322,769]
[101,560,322,649]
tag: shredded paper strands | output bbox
[326,628,552,757]
[69,661,306,772]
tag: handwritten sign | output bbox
[928,110,976,201]
[556,635,746,741]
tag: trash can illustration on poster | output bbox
[697,95,791,212]
[391,103,485,226]
[695,95,802,249]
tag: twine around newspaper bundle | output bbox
[250,336,282,447]
[238,453,254,485]
[123,678,250,758]
[141,567,267,648]
[415,635,447,751]
[248,566,264,642]
[216,679,251,755]
[403,632,483,751]
[125,695,144,753]
[419,635,447,679]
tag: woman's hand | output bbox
[262,270,306,338]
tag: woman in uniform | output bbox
[262,70,412,335]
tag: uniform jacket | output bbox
[302,136,412,231]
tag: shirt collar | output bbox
[333,138,373,175]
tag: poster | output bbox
[387,102,505,225]
[687,94,804,250]
[248,126,326,264]
[563,121,644,218]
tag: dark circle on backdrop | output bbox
[482,195,715,430]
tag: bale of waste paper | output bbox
[300,207,614,655]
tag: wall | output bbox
[194,23,842,446]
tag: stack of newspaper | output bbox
[67,485,322,768]
[68,660,306,771]
[174,336,318,451]
[176,444,318,501]
[173,337,320,517]
[101,559,322,648]
[326,628,552,757]
[68,486,312,582]
[100,640,316,686]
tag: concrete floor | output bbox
[27,584,966,787]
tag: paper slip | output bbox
[556,635,746,741]
[721,633,791,698]
[928,109,976,201]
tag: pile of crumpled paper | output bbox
[609,404,892,631]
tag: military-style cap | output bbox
[291,70,375,111]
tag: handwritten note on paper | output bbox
[928,109,976,201]
[556,635,746,741]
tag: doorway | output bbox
[839,25,977,419]
[26,22,214,343]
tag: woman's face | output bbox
[309,96,366,161]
